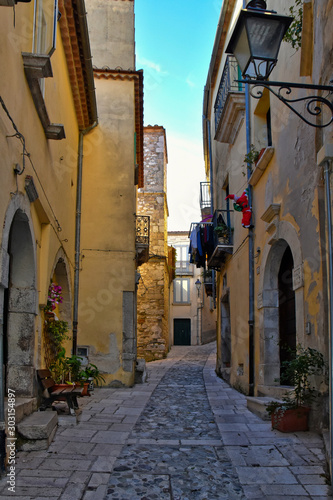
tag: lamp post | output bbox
[195,279,202,298]
[226,0,333,128]
[227,0,333,486]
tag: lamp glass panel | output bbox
[232,25,251,76]
[245,16,287,61]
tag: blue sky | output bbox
[135,1,221,231]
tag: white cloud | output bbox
[137,56,168,75]
[185,75,196,88]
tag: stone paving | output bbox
[0,343,332,499]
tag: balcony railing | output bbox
[175,261,193,276]
[135,215,150,266]
[188,209,233,270]
[207,209,234,269]
[200,182,212,218]
[214,56,245,144]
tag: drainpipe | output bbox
[317,145,333,485]
[72,122,98,355]
[324,161,333,485]
[244,0,255,397]
[71,0,98,354]
[206,118,217,309]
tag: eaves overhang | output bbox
[58,0,98,130]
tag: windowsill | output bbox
[22,53,65,140]
[248,147,274,186]
[172,302,191,306]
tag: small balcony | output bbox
[135,215,150,266]
[175,261,193,276]
[214,56,245,144]
[199,182,212,219]
[207,209,233,269]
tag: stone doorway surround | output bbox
[1,194,37,397]
[257,215,305,398]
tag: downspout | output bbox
[206,118,217,309]
[243,0,255,396]
[72,122,97,354]
[324,160,333,485]
[72,0,98,353]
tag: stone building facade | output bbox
[137,126,171,361]
[200,0,332,430]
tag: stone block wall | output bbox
[137,126,170,361]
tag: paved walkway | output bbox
[0,343,331,499]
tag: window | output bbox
[254,88,272,150]
[173,278,190,304]
[33,0,58,56]
[175,245,191,275]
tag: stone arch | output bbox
[42,248,73,368]
[1,194,37,397]
[50,248,72,324]
[257,220,304,393]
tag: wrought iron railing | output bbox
[214,56,244,132]
[175,261,192,275]
[212,209,234,246]
[135,215,150,245]
[200,182,212,213]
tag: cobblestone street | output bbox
[0,343,331,499]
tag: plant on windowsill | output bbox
[242,144,260,176]
[266,346,326,432]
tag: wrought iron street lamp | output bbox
[195,279,202,297]
[226,0,333,128]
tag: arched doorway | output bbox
[4,209,37,396]
[258,224,304,394]
[278,246,296,382]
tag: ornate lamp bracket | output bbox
[238,79,333,128]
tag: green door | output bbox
[174,318,191,345]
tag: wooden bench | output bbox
[37,369,84,415]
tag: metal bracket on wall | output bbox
[237,79,333,128]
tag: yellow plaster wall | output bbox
[78,77,136,385]
[0,2,81,380]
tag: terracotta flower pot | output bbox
[271,406,310,432]
[77,382,90,396]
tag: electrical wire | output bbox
[0,95,62,232]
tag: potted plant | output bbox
[266,346,326,432]
[44,282,63,316]
[214,223,229,244]
[78,363,106,392]
[46,319,70,349]
[49,348,72,386]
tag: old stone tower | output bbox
[137,126,170,361]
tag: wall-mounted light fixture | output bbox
[226,0,333,128]
[195,279,202,297]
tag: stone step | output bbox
[5,397,37,424]
[246,396,283,421]
[16,410,58,451]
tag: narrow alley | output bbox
[0,343,331,499]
